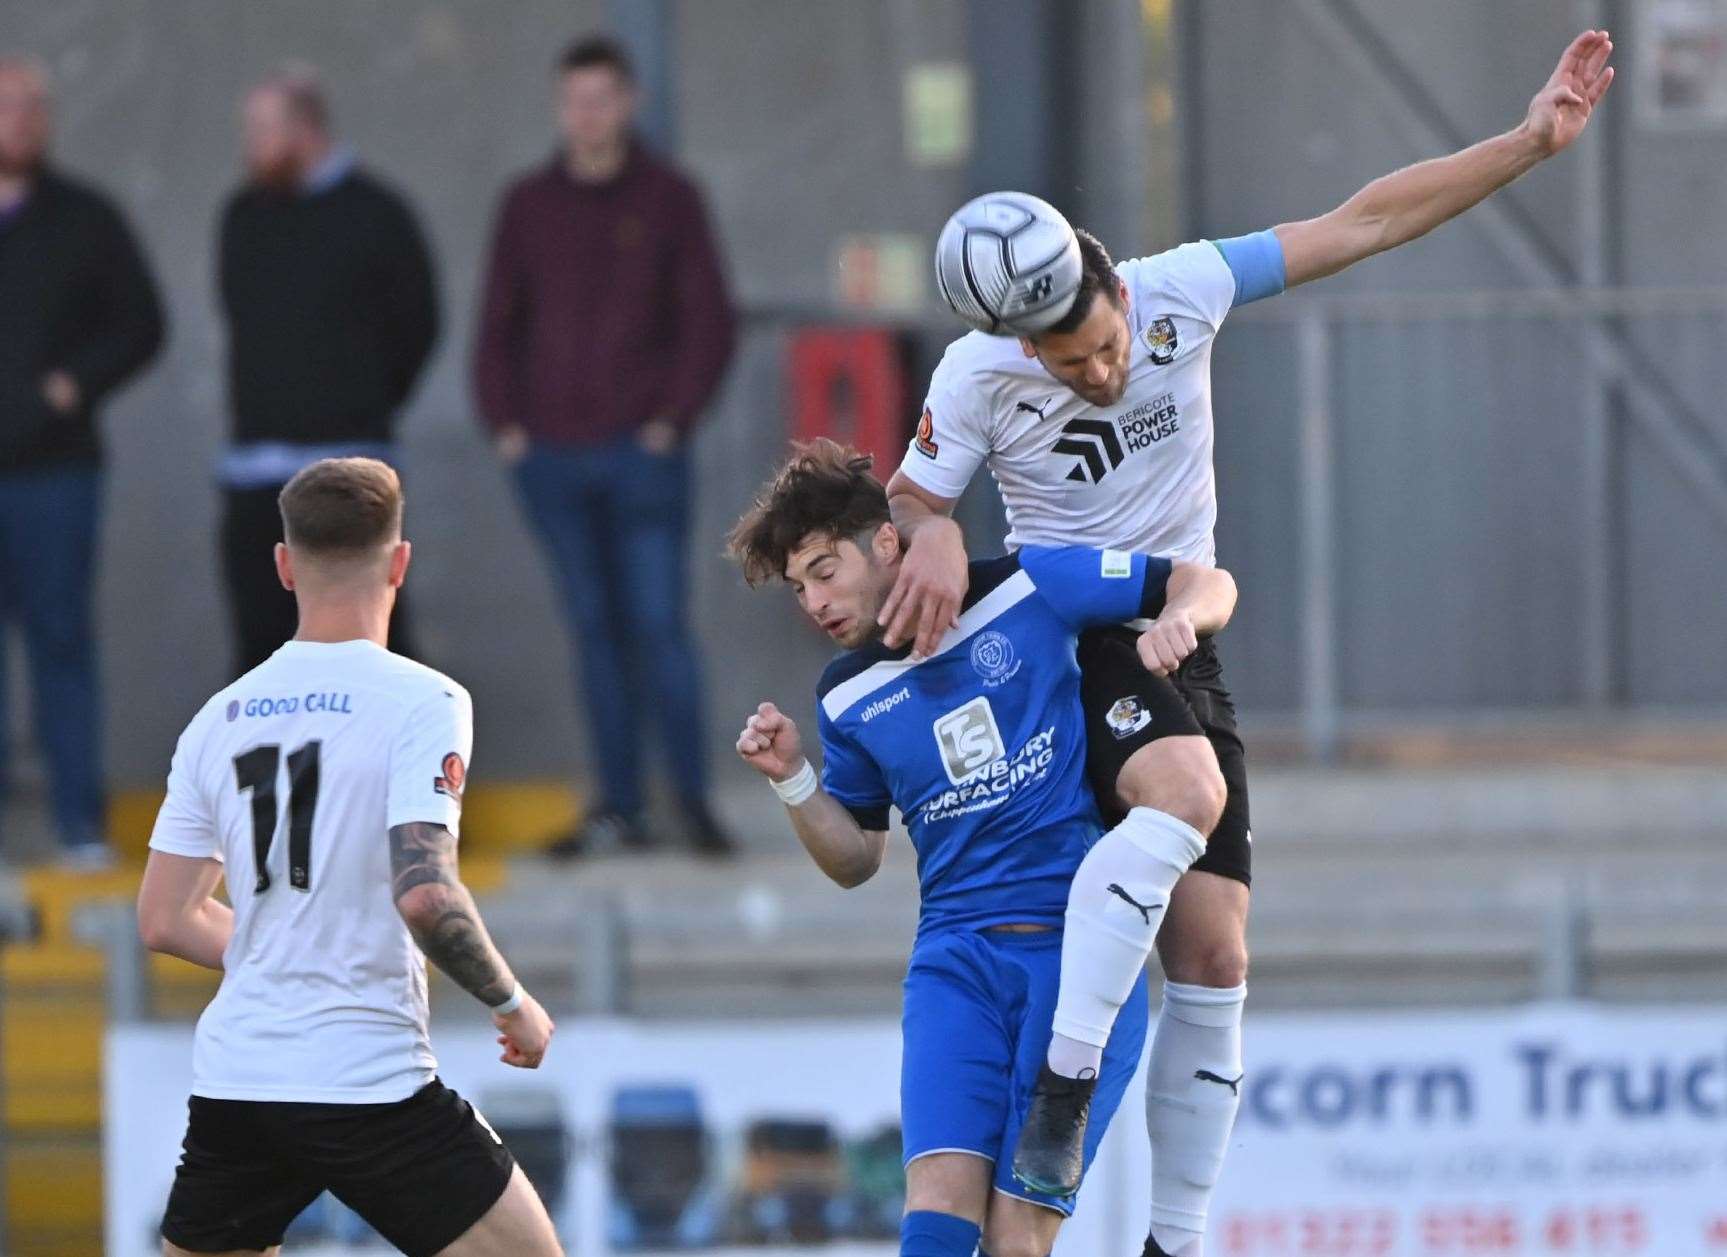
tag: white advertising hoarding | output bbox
[1204,1003,1727,1257]
[107,1003,1727,1256]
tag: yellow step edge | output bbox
[19,868,137,944]
[1,942,106,985]
[113,781,584,856]
[19,819,520,949]
[6,1136,102,1236]
[5,1090,102,1132]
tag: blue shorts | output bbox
[900,927,1149,1214]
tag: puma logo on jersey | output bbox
[1052,417,1125,484]
[1106,882,1161,924]
[1195,1069,1244,1096]
[1014,396,1054,422]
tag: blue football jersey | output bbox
[815,546,1172,937]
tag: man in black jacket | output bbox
[218,67,437,672]
[0,55,163,866]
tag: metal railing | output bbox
[82,879,1722,1025]
[726,287,1727,759]
[1231,287,1727,757]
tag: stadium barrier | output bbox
[106,1002,1727,1256]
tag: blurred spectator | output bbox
[0,54,164,867]
[475,35,736,858]
[218,66,436,673]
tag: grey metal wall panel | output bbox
[1210,325,1305,712]
[2,0,981,785]
[675,0,968,310]
[1184,1,1727,715]
[5,0,1722,794]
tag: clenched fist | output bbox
[1137,609,1199,677]
[736,702,805,782]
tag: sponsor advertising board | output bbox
[107,1003,1727,1256]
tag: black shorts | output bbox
[1077,627,1251,887]
[161,1077,515,1256]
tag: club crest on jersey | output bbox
[915,408,940,459]
[433,752,466,805]
[1105,696,1153,740]
[1144,315,1178,365]
[969,629,1022,687]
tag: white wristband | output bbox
[770,760,819,807]
[490,984,524,1016]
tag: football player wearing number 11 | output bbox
[137,458,563,1257]
[894,31,1615,1257]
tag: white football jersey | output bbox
[149,639,473,1103]
[902,240,1248,566]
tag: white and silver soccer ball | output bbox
[933,191,1082,336]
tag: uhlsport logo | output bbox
[1144,314,1178,365]
[860,687,910,723]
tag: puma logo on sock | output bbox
[1106,883,1161,924]
[1195,1069,1244,1096]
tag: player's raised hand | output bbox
[1525,29,1614,157]
[880,517,967,657]
[736,702,805,781]
[493,991,554,1069]
[1138,609,1200,677]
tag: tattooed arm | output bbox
[389,821,555,1067]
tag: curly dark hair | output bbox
[727,439,891,586]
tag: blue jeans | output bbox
[513,441,708,817]
[0,465,104,848]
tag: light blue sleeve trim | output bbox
[1211,230,1286,307]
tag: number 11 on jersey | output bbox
[233,741,322,893]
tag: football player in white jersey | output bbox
[137,458,563,1257]
[882,32,1615,1257]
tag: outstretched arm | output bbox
[1276,29,1614,287]
[390,822,555,1068]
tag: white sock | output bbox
[1045,1031,1102,1078]
[1047,808,1204,1075]
[1147,980,1247,1257]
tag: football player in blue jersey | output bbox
[727,441,1236,1257]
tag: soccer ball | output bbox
[934,191,1082,336]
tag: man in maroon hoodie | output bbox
[474,35,736,857]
